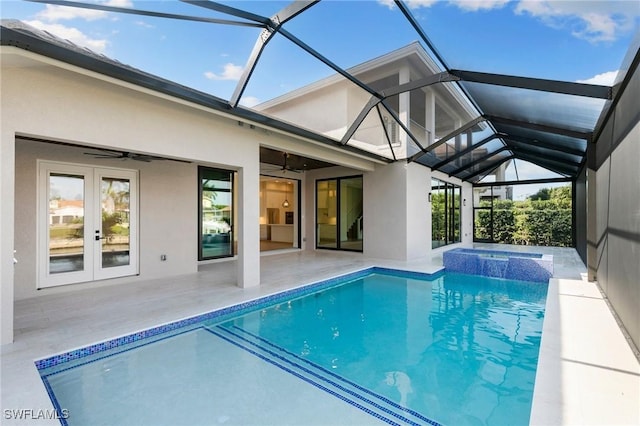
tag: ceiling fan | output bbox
[261,152,304,174]
[280,152,303,173]
[83,149,190,163]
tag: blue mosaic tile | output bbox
[35,265,445,372]
[443,248,553,283]
[35,266,385,370]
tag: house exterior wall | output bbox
[306,162,473,261]
[1,53,265,342]
[364,162,410,260]
[14,139,198,300]
[261,82,349,139]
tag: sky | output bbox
[2,0,639,197]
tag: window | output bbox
[431,178,461,249]
[199,167,234,260]
[316,176,363,252]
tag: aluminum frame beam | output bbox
[449,145,510,177]
[473,177,571,188]
[463,156,513,181]
[486,115,593,141]
[277,27,380,98]
[513,156,574,178]
[408,116,486,163]
[229,1,319,107]
[181,0,271,24]
[510,145,582,168]
[513,150,579,172]
[340,71,455,145]
[380,99,426,153]
[394,0,449,70]
[27,0,265,26]
[451,69,613,100]
[375,104,397,161]
[431,133,504,169]
[503,134,586,157]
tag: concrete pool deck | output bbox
[1,245,638,425]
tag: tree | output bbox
[529,187,551,201]
[474,184,572,246]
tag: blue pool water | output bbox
[38,270,548,426]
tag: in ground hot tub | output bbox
[443,248,553,283]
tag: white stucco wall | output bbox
[260,83,348,137]
[364,162,410,260]
[306,162,473,261]
[14,139,200,300]
[406,163,431,260]
[1,50,265,342]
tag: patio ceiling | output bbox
[6,0,633,184]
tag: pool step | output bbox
[205,325,440,426]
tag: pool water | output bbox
[38,271,548,426]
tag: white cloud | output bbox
[377,0,438,9]
[379,0,506,10]
[24,20,108,53]
[515,0,640,43]
[204,63,244,81]
[576,70,618,86]
[36,0,133,22]
[239,96,261,108]
[134,21,154,29]
[454,0,510,12]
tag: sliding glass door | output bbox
[431,178,461,249]
[316,176,363,252]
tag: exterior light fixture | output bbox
[282,198,290,208]
[428,192,432,202]
[463,198,467,206]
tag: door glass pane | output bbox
[453,186,461,243]
[431,179,445,249]
[49,174,85,274]
[316,179,337,248]
[339,177,363,251]
[101,177,130,268]
[200,168,233,259]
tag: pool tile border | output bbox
[35,266,442,371]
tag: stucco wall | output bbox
[306,162,473,261]
[2,56,262,313]
[14,139,198,300]
[364,162,410,260]
[260,83,348,137]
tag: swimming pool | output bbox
[36,268,548,426]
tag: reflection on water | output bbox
[50,252,130,273]
[227,272,547,426]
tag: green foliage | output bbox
[475,184,572,246]
[529,187,551,201]
[102,212,126,238]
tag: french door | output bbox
[38,161,138,288]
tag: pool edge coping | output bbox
[34,265,446,370]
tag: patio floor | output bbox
[1,245,638,425]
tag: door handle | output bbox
[95,235,107,241]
